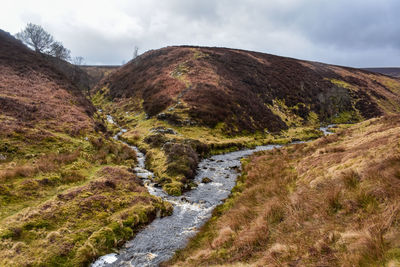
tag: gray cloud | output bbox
[1,0,399,67]
[292,0,400,50]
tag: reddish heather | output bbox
[98,46,400,133]
[0,30,95,136]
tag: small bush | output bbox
[357,191,379,213]
[144,134,168,147]
[327,189,343,214]
[61,170,86,184]
[342,169,361,189]
[267,204,285,225]
[0,164,38,181]
[163,181,183,196]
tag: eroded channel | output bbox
[92,116,333,267]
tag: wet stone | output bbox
[201,177,212,184]
[230,166,240,172]
[150,127,177,135]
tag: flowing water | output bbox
[92,117,333,267]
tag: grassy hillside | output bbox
[92,46,400,196]
[0,30,171,266]
[168,115,400,266]
[2,30,400,266]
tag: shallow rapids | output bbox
[92,116,333,267]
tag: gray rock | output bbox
[201,177,212,184]
[0,154,6,161]
[150,127,177,135]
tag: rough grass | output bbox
[167,114,400,267]
[0,31,173,266]
[0,114,174,267]
[0,166,172,267]
[92,92,329,196]
[0,118,174,266]
[90,46,400,197]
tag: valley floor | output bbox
[167,115,400,266]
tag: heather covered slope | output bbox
[168,115,400,267]
[97,46,400,133]
[0,29,94,136]
[0,30,171,266]
[80,65,119,88]
[93,46,400,196]
[363,67,400,78]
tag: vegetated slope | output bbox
[46,56,92,93]
[97,46,400,134]
[80,65,119,88]
[0,30,171,266]
[93,46,400,196]
[363,67,400,78]
[0,29,94,136]
[169,115,400,266]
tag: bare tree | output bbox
[49,41,71,61]
[15,23,53,53]
[72,56,85,66]
[15,23,70,61]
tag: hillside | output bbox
[0,30,95,136]
[168,115,400,266]
[80,65,119,88]
[0,30,171,266]
[93,46,400,196]
[2,33,400,265]
[46,57,92,94]
[363,68,400,78]
[97,46,400,133]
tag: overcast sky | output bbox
[1,0,399,67]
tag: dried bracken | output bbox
[169,115,400,266]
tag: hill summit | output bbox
[97,46,400,134]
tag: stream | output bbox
[92,116,333,267]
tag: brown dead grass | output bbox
[0,30,94,137]
[168,115,400,266]
[0,166,172,267]
[0,150,81,182]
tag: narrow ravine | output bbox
[92,116,333,267]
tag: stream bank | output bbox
[92,117,333,267]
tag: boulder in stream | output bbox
[201,177,212,184]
